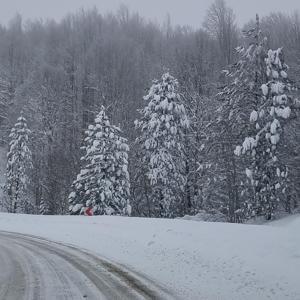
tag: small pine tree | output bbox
[69,106,131,216]
[135,72,190,217]
[4,114,33,213]
[39,198,50,215]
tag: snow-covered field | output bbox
[0,213,299,300]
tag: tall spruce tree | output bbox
[135,72,190,217]
[4,114,33,213]
[218,15,268,221]
[69,106,131,216]
[235,47,295,219]
[221,15,296,219]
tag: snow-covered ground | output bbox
[0,213,299,300]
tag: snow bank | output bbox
[181,209,226,222]
[0,213,299,300]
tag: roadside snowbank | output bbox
[0,213,299,300]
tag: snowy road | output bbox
[0,231,173,300]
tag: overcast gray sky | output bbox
[0,0,299,27]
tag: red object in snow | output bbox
[85,207,93,216]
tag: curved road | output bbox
[0,232,174,300]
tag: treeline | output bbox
[0,0,299,221]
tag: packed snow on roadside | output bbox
[0,213,299,300]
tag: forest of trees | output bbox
[0,0,299,222]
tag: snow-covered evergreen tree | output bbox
[218,15,268,221]
[69,106,131,216]
[4,114,33,213]
[226,16,296,220]
[235,48,294,219]
[135,72,190,217]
